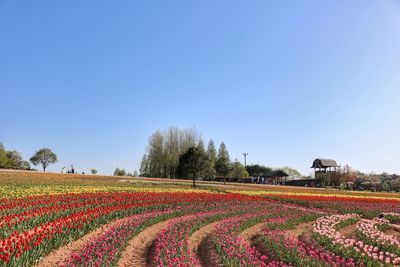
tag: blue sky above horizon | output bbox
[1,1,400,176]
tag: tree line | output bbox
[139,127,248,183]
[315,165,400,192]
[0,143,57,171]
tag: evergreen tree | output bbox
[205,139,217,180]
[216,142,231,183]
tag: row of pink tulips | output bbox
[313,214,400,265]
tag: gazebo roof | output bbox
[311,158,338,168]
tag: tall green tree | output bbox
[205,139,217,179]
[29,148,57,172]
[216,142,231,183]
[139,154,149,177]
[142,127,201,178]
[177,146,209,188]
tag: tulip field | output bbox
[0,171,399,266]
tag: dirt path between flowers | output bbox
[188,221,222,267]
[189,221,221,254]
[239,221,267,241]
[35,217,131,267]
[338,223,358,239]
[116,220,171,267]
[285,221,315,239]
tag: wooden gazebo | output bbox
[311,158,338,173]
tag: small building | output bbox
[311,158,338,186]
[260,170,289,185]
[311,158,338,173]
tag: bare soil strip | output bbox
[116,220,170,267]
[189,221,221,254]
[285,221,315,240]
[198,235,223,267]
[35,217,130,267]
[338,223,358,239]
[251,234,279,262]
[239,221,267,241]
[188,221,222,267]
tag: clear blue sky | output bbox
[1,1,400,176]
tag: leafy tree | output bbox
[177,146,209,188]
[133,170,138,177]
[0,144,9,168]
[215,142,231,183]
[229,162,249,178]
[6,150,24,169]
[91,169,98,175]
[281,167,303,178]
[140,154,149,177]
[20,161,31,170]
[204,139,217,180]
[29,148,57,172]
[245,164,273,177]
[142,127,202,178]
[315,172,331,186]
[114,168,126,176]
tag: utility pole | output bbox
[243,152,248,167]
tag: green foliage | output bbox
[204,139,217,180]
[334,218,359,230]
[177,146,209,187]
[245,164,272,177]
[385,214,400,224]
[229,162,249,178]
[215,142,230,178]
[114,168,127,176]
[0,144,9,168]
[142,127,201,178]
[281,166,303,178]
[315,172,331,186]
[376,223,392,232]
[0,143,31,170]
[91,169,98,175]
[30,148,57,172]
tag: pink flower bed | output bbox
[313,214,400,265]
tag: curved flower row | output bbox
[152,201,277,267]
[261,227,356,266]
[61,209,175,267]
[357,218,400,249]
[313,214,400,265]
[209,208,308,267]
[0,192,269,266]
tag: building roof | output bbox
[311,158,338,168]
[261,170,289,178]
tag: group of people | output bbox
[61,165,82,174]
